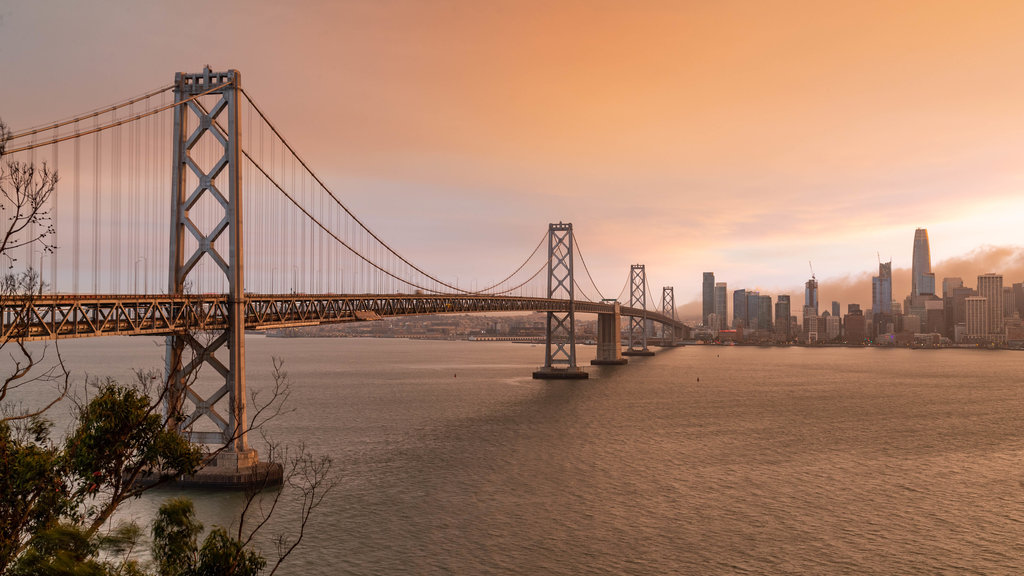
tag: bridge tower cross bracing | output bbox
[165,68,261,478]
[661,286,675,345]
[622,264,655,356]
[533,222,588,379]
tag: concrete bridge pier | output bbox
[591,303,628,365]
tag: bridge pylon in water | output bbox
[661,286,676,346]
[533,223,588,379]
[165,68,279,486]
[622,264,655,356]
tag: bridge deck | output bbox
[0,294,683,342]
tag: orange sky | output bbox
[3,1,1024,315]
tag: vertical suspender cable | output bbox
[73,120,80,293]
[93,119,100,294]
[51,127,58,293]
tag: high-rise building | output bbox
[911,228,933,296]
[1014,282,1024,319]
[943,277,965,336]
[965,296,988,337]
[775,295,791,340]
[949,285,978,336]
[804,276,819,317]
[872,261,892,314]
[702,273,715,326]
[746,291,761,330]
[733,289,747,330]
[758,295,773,333]
[977,273,1004,337]
[942,277,964,298]
[831,301,840,317]
[714,282,728,329]
[1003,286,1016,321]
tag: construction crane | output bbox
[808,261,816,281]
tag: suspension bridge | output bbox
[0,68,687,483]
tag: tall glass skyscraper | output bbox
[702,272,715,326]
[873,261,893,314]
[804,277,818,316]
[911,228,934,296]
[714,282,728,329]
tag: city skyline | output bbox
[4,2,1024,303]
[696,227,1024,340]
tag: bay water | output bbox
[10,336,1024,574]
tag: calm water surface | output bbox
[16,337,1024,575]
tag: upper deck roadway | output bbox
[0,294,685,343]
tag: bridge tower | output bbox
[533,223,588,379]
[165,68,273,484]
[623,264,655,356]
[661,286,676,346]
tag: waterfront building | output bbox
[702,272,715,326]
[758,294,772,333]
[977,273,1004,338]
[948,286,978,337]
[714,282,728,329]
[831,301,840,318]
[844,309,866,343]
[1014,282,1024,319]
[706,312,721,333]
[925,300,945,334]
[1003,286,1016,321]
[775,295,791,341]
[746,291,761,330]
[826,314,841,341]
[733,289,747,330]
[965,296,988,338]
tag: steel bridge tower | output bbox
[533,223,587,379]
[661,286,676,345]
[165,68,273,483]
[623,264,654,356]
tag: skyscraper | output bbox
[911,228,933,296]
[758,294,773,333]
[804,277,818,316]
[775,295,791,340]
[746,291,761,330]
[733,289,747,329]
[714,283,728,329]
[977,273,1004,337]
[872,261,892,314]
[702,272,715,326]
[831,300,840,317]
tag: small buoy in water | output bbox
[697,377,700,382]
[454,373,457,378]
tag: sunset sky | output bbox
[3,1,1024,316]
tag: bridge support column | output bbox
[622,264,655,357]
[533,222,588,380]
[591,303,627,365]
[660,286,676,347]
[166,68,280,487]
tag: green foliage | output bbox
[151,499,201,576]
[65,383,202,496]
[0,381,205,575]
[0,419,69,571]
[188,528,265,576]
[8,524,105,576]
